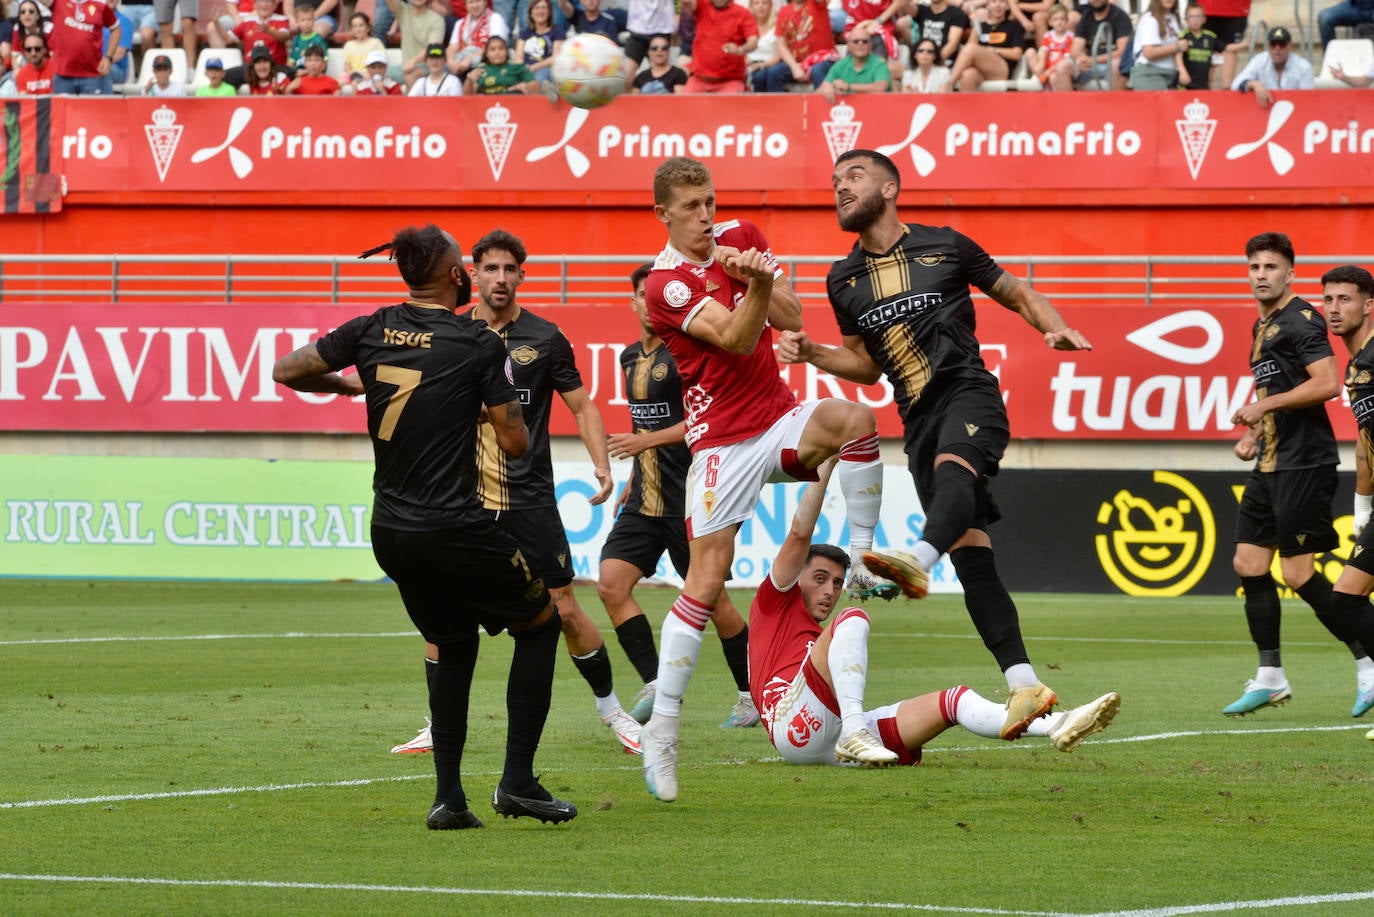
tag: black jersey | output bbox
[827,223,1005,447]
[470,306,584,511]
[619,341,690,518]
[314,302,517,531]
[1345,331,1374,474]
[1248,296,1339,472]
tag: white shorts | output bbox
[686,401,821,539]
[764,660,902,765]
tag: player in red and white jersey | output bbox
[638,156,895,804]
[751,459,1122,767]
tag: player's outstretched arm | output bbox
[607,421,686,460]
[487,398,529,458]
[985,271,1092,351]
[777,330,883,385]
[272,344,364,395]
[561,386,614,505]
[771,457,837,589]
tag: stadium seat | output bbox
[190,47,242,90]
[978,56,1043,92]
[1315,37,1373,88]
[326,47,348,81]
[131,47,190,92]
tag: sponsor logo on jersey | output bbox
[509,345,539,365]
[787,703,823,748]
[663,280,691,308]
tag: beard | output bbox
[837,189,885,233]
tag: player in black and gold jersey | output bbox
[1221,234,1368,718]
[598,264,759,729]
[779,149,1108,743]
[273,224,575,829]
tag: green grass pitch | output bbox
[2,579,1372,915]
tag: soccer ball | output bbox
[551,33,626,109]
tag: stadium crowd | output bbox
[0,0,1368,96]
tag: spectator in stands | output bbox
[1319,0,1374,49]
[623,0,676,84]
[105,0,135,90]
[1009,0,1053,44]
[744,0,779,83]
[901,36,952,91]
[839,0,904,80]
[411,40,464,92]
[449,0,509,81]
[13,32,53,94]
[0,69,13,97]
[1201,0,1249,88]
[144,51,189,95]
[391,0,448,86]
[465,33,537,91]
[154,0,197,67]
[1,3,53,76]
[819,28,891,101]
[288,42,340,92]
[343,11,387,84]
[514,0,563,87]
[680,0,757,93]
[632,32,687,91]
[225,0,291,69]
[752,0,835,92]
[309,0,342,41]
[240,41,289,92]
[1048,0,1130,91]
[288,3,329,70]
[1128,0,1186,89]
[358,46,406,92]
[1231,25,1313,104]
[556,0,620,42]
[1178,2,1221,88]
[1330,56,1374,85]
[196,56,238,95]
[949,0,1025,90]
[50,0,121,95]
[1027,3,1072,86]
[904,0,968,68]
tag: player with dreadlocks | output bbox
[273,224,578,829]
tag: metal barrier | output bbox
[1,252,1370,307]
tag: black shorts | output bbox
[1204,15,1248,47]
[371,521,550,643]
[600,509,689,579]
[905,376,1009,528]
[1348,520,1374,576]
[1234,467,1338,556]
[492,507,575,589]
[623,32,654,65]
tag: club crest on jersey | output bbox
[917,254,946,267]
[702,490,717,518]
[1265,324,1279,340]
[509,345,539,365]
[652,363,669,381]
[663,280,692,308]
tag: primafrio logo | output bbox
[875,104,938,178]
[1224,99,1295,176]
[524,107,593,178]
[190,107,255,179]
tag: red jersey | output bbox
[748,573,840,738]
[1039,28,1073,77]
[1201,0,1249,17]
[234,15,291,65]
[245,70,290,94]
[645,219,797,451]
[49,0,116,79]
[292,73,339,95]
[776,0,835,61]
[688,0,757,81]
[15,59,54,94]
[355,77,404,95]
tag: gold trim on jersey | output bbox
[476,422,509,510]
[631,350,653,401]
[866,245,912,301]
[880,321,931,407]
[637,432,665,517]
[1362,428,1374,478]
[1257,387,1278,473]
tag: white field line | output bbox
[3,723,1368,812]
[0,873,1369,916]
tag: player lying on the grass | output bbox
[750,457,1122,766]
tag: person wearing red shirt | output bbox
[231,0,291,67]
[1201,0,1250,86]
[50,0,120,94]
[287,44,340,93]
[680,0,757,93]
[637,156,890,804]
[355,48,405,93]
[753,0,837,91]
[13,33,53,94]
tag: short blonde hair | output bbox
[1046,2,1069,20]
[653,157,713,207]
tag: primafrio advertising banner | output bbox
[52,92,1374,193]
[0,301,1356,440]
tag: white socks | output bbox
[828,612,871,736]
[652,594,710,718]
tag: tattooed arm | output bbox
[985,269,1092,351]
[272,344,365,395]
[486,397,529,459]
